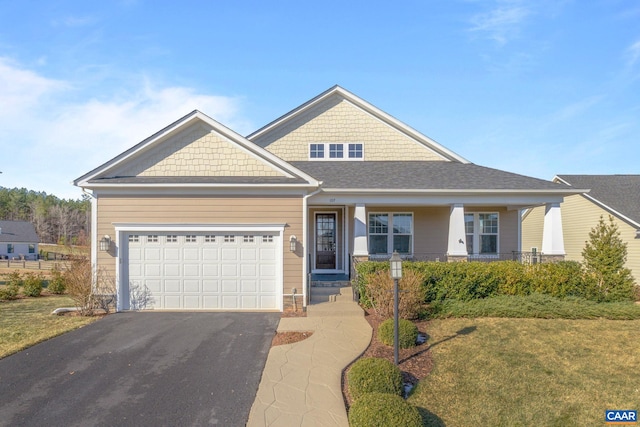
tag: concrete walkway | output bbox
[247,287,372,426]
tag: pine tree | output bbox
[582,215,635,301]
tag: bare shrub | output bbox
[365,269,426,319]
[63,255,116,315]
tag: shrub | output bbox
[47,268,66,294]
[0,282,20,300]
[363,269,426,319]
[378,318,419,348]
[6,271,22,288]
[348,392,422,427]
[64,255,116,315]
[347,357,403,401]
[22,272,44,297]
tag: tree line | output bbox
[0,187,91,245]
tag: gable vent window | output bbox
[329,144,344,158]
[308,143,364,161]
[310,144,324,159]
[348,143,363,158]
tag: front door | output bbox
[315,213,336,270]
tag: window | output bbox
[329,143,344,158]
[243,235,254,243]
[310,144,324,159]
[186,235,197,243]
[465,213,499,255]
[368,213,413,254]
[28,244,35,254]
[7,244,14,254]
[309,143,364,160]
[348,143,363,158]
[147,235,158,243]
[262,235,274,243]
[205,235,216,243]
[166,235,178,243]
[224,235,235,243]
[128,235,139,243]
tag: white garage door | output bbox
[125,232,280,310]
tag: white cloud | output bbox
[625,39,640,69]
[469,1,531,45]
[0,59,249,199]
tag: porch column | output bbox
[541,203,565,257]
[447,204,468,259]
[353,203,368,258]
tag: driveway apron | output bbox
[0,312,279,427]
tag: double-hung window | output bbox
[465,212,499,255]
[368,213,413,255]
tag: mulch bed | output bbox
[341,308,434,408]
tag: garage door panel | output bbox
[222,279,238,293]
[203,280,219,292]
[184,279,200,292]
[126,231,279,311]
[183,264,200,276]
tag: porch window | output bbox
[465,212,499,255]
[368,213,413,254]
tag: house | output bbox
[522,175,640,284]
[0,220,40,260]
[74,86,583,312]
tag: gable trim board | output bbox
[247,85,470,164]
[74,110,320,189]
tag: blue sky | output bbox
[0,0,638,199]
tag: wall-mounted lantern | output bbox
[99,235,111,251]
[289,235,297,252]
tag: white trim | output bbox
[114,223,285,312]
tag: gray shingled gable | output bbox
[0,221,39,243]
[557,175,640,225]
[291,161,571,191]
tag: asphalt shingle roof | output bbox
[291,161,572,191]
[0,220,39,243]
[557,175,640,225]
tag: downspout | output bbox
[302,185,323,309]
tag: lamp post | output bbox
[389,251,403,365]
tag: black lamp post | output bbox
[389,251,403,365]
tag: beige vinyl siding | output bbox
[521,205,545,252]
[253,95,448,162]
[560,194,639,284]
[96,196,303,297]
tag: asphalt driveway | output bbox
[0,312,280,427]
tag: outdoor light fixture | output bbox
[99,235,111,252]
[289,235,297,252]
[389,251,403,365]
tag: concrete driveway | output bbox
[0,312,280,427]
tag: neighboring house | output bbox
[0,220,40,260]
[522,175,640,284]
[74,86,583,312]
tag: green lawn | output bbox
[409,317,640,426]
[0,295,100,359]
